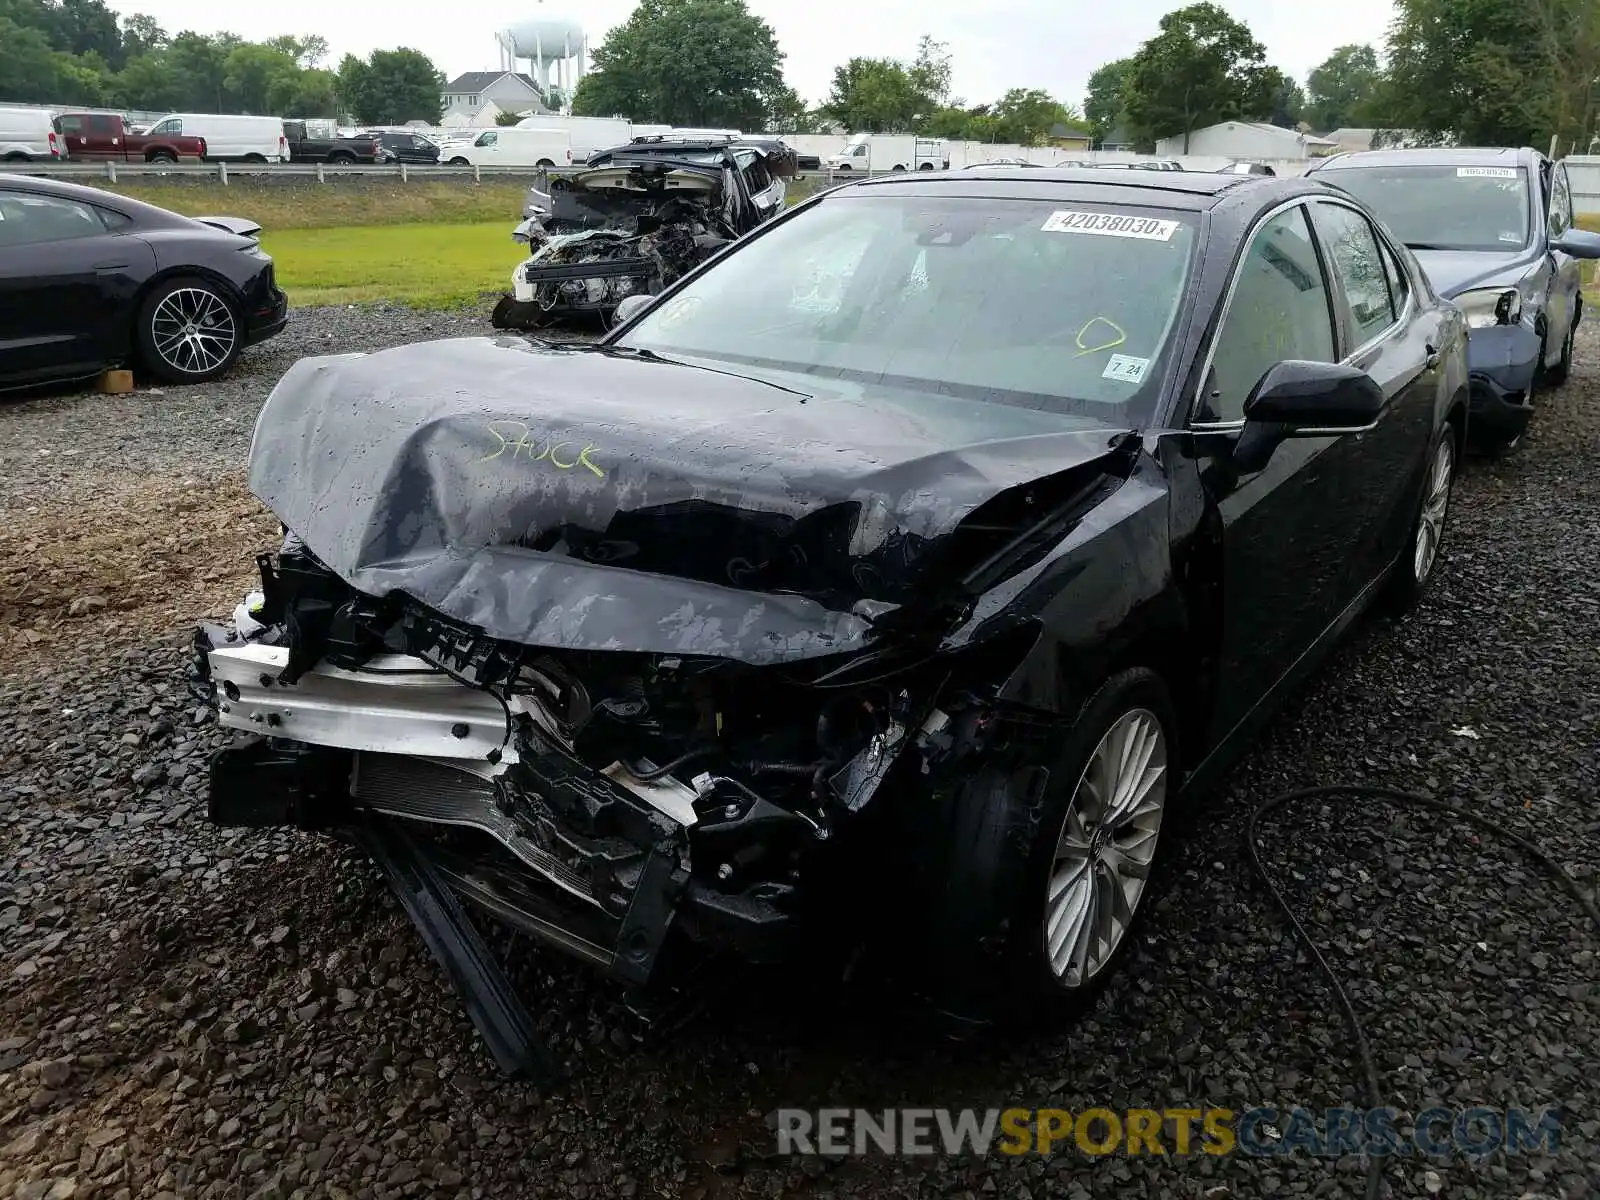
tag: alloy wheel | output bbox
[1413,436,1454,583]
[1044,708,1168,987]
[150,287,236,378]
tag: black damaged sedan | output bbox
[195,168,1469,1054]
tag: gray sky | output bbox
[107,0,1398,111]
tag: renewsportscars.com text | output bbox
[774,1106,1563,1159]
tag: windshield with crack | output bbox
[615,194,1198,421]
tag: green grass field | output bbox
[259,222,523,308]
[106,180,530,230]
[108,181,1600,311]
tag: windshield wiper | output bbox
[1403,242,1454,250]
[596,344,814,400]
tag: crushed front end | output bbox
[492,161,739,330]
[193,536,971,997]
[197,335,1143,1070]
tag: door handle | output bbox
[1424,343,1441,370]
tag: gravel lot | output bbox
[1,307,1597,1200]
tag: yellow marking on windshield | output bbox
[1074,316,1127,357]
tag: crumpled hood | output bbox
[248,337,1135,664]
[1411,247,1536,298]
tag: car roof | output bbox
[0,171,192,226]
[829,167,1310,212]
[1310,146,1538,170]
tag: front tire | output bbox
[135,277,242,384]
[1381,425,1455,614]
[916,668,1176,1020]
[1545,311,1578,386]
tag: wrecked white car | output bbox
[489,136,796,329]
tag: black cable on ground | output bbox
[1245,784,1600,1200]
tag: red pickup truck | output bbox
[53,112,206,163]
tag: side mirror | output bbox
[1243,359,1386,432]
[1551,228,1600,260]
[1227,360,1386,474]
[613,293,655,324]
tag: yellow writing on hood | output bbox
[481,421,607,478]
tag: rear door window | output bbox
[1309,201,1398,349]
[0,191,111,246]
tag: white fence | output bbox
[1565,155,1600,216]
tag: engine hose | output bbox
[1246,785,1600,1200]
[744,761,824,777]
[628,747,717,782]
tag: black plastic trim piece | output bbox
[355,818,557,1082]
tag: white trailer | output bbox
[824,133,948,172]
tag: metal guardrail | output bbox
[0,159,907,186]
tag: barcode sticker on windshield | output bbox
[1042,210,1179,240]
[1103,354,1151,384]
[1457,167,1518,179]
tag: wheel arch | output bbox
[1444,384,1469,459]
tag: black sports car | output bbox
[0,173,287,390]
[194,168,1469,1069]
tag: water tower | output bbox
[497,5,588,110]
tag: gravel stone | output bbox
[1,307,1596,1198]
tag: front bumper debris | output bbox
[188,537,960,1069]
[1464,323,1541,440]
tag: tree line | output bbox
[0,0,445,124]
[567,0,1091,145]
[5,0,1594,150]
[1087,0,1599,152]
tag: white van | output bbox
[142,113,287,162]
[0,107,61,162]
[517,114,632,162]
[441,127,572,168]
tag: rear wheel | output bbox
[328,151,355,165]
[918,162,935,171]
[535,157,555,168]
[136,277,242,384]
[891,163,907,172]
[242,154,267,164]
[146,149,177,164]
[447,156,469,166]
[3,151,28,162]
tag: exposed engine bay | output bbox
[491,139,796,330]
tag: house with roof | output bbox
[440,72,549,123]
[1154,120,1338,160]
